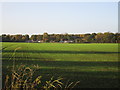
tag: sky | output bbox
[1,2,118,35]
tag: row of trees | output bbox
[1,32,120,43]
[1,34,29,42]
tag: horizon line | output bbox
[1,31,119,35]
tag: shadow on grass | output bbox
[39,69,119,88]
[2,50,120,54]
[2,59,119,67]
[2,60,119,88]
[2,65,119,88]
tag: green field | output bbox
[2,42,120,88]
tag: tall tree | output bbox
[43,32,49,42]
[103,32,115,43]
[95,33,104,43]
[14,34,23,42]
[55,34,61,42]
[31,35,37,41]
[24,34,29,41]
[37,35,43,41]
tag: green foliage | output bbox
[43,32,49,42]
[31,35,38,41]
[1,32,120,43]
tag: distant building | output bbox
[63,40,74,43]
[59,40,64,43]
[38,40,43,43]
[26,40,32,43]
[64,40,68,43]
[26,40,43,43]
[69,40,74,43]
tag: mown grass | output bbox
[2,42,120,88]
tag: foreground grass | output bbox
[4,64,79,89]
[2,42,120,88]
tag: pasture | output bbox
[2,42,119,88]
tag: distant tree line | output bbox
[1,32,120,43]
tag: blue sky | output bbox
[1,2,118,35]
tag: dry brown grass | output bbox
[4,65,80,90]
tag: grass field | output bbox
[2,42,120,88]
